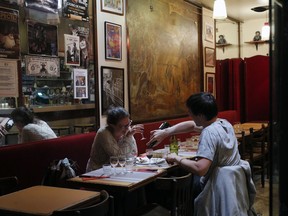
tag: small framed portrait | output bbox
[205,72,216,97]
[101,0,124,15]
[101,66,124,115]
[205,22,214,43]
[205,47,215,67]
[105,22,122,61]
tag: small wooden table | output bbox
[0,185,100,216]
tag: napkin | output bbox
[79,175,110,181]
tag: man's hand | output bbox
[146,128,170,147]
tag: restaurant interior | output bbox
[0,0,287,215]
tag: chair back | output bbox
[0,176,18,196]
[153,172,193,216]
[52,190,114,216]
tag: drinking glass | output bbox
[110,156,118,175]
[125,156,134,173]
[146,148,153,166]
[139,124,146,140]
[118,155,126,174]
[233,122,242,134]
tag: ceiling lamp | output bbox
[213,0,227,20]
[261,22,270,40]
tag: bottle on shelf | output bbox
[169,135,179,155]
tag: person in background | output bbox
[86,106,143,172]
[10,106,57,143]
[147,92,256,215]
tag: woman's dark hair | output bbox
[106,106,129,125]
[11,106,35,126]
[186,92,218,121]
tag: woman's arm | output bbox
[146,120,202,147]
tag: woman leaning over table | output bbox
[86,106,143,172]
[147,92,257,216]
[10,106,57,143]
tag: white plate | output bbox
[136,157,165,165]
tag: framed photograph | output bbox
[101,0,124,15]
[205,72,216,97]
[205,47,215,67]
[64,34,80,66]
[27,21,58,56]
[74,68,88,99]
[101,66,124,115]
[105,22,122,61]
[205,22,214,42]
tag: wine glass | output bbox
[146,148,153,166]
[118,155,126,174]
[139,124,146,140]
[110,156,118,175]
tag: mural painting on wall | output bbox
[127,0,201,122]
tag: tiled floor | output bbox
[253,178,269,216]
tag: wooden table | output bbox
[241,122,268,131]
[68,167,167,193]
[0,185,100,216]
[67,165,168,216]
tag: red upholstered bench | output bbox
[0,132,96,190]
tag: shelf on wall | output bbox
[216,43,232,53]
[245,40,269,50]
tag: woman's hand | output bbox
[126,124,144,137]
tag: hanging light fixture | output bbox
[213,0,227,20]
[261,10,270,40]
[261,22,270,40]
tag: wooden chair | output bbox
[0,176,18,196]
[52,190,114,216]
[240,125,268,187]
[131,171,193,216]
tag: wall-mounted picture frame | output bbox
[105,22,122,61]
[205,22,214,42]
[205,47,215,67]
[74,68,88,99]
[205,72,216,97]
[101,0,124,15]
[27,21,58,56]
[101,66,124,115]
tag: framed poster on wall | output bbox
[101,0,124,15]
[205,72,216,97]
[205,47,215,67]
[105,22,122,61]
[205,22,214,42]
[101,66,124,115]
